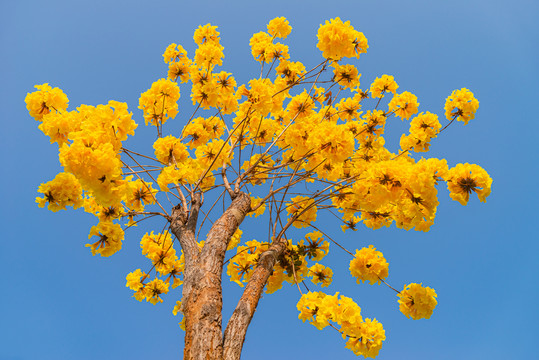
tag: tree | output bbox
[26,17,492,359]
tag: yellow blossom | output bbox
[349,246,389,285]
[370,75,398,98]
[86,221,124,257]
[398,283,437,320]
[139,79,180,126]
[126,269,146,292]
[445,163,492,205]
[388,91,419,120]
[444,88,479,124]
[267,17,292,39]
[308,263,333,287]
[25,83,69,121]
[317,18,368,60]
[36,172,83,212]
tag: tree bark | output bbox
[222,239,288,360]
[170,192,251,360]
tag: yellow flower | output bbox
[194,138,233,172]
[214,71,237,95]
[388,91,419,120]
[168,60,192,83]
[59,140,124,206]
[145,278,169,305]
[25,83,69,121]
[38,110,81,146]
[267,17,292,39]
[445,163,492,205]
[370,75,398,98]
[297,291,327,324]
[398,283,437,320]
[276,60,306,84]
[345,318,386,358]
[248,196,266,217]
[444,88,479,124]
[317,18,368,60]
[163,43,188,64]
[401,112,441,152]
[86,221,124,257]
[303,231,329,261]
[194,42,224,70]
[153,135,189,165]
[227,240,268,287]
[336,96,362,121]
[126,269,146,291]
[140,232,178,276]
[124,179,156,212]
[227,228,243,251]
[172,300,182,316]
[308,263,333,287]
[193,24,220,45]
[349,246,389,285]
[286,196,317,228]
[36,172,83,212]
[332,63,360,89]
[138,79,180,126]
[249,31,273,63]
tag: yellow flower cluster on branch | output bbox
[445,163,492,205]
[400,112,442,152]
[36,172,83,212]
[397,283,438,320]
[349,246,389,285]
[86,221,124,257]
[370,75,399,98]
[444,88,479,124]
[317,18,368,60]
[139,79,180,126]
[286,196,318,229]
[25,83,69,121]
[297,292,385,358]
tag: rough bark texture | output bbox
[169,192,251,360]
[222,240,288,360]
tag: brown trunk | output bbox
[222,240,288,359]
[170,192,251,360]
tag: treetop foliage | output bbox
[27,16,492,359]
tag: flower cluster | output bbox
[445,163,492,205]
[25,83,69,121]
[317,17,368,60]
[349,246,389,285]
[388,91,419,120]
[444,88,479,124]
[370,75,399,98]
[126,269,170,305]
[138,78,180,126]
[124,231,184,305]
[286,196,318,229]
[86,221,124,257]
[397,283,438,320]
[399,112,442,152]
[297,291,385,358]
[36,172,83,212]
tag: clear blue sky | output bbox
[1,0,538,359]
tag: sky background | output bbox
[1,0,538,359]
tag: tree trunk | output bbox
[170,192,251,360]
[222,240,288,359]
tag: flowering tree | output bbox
[27,17,492,359]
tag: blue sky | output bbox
[1,0,538,359]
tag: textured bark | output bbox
[222,239,288,360]
[170,192,251,360]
